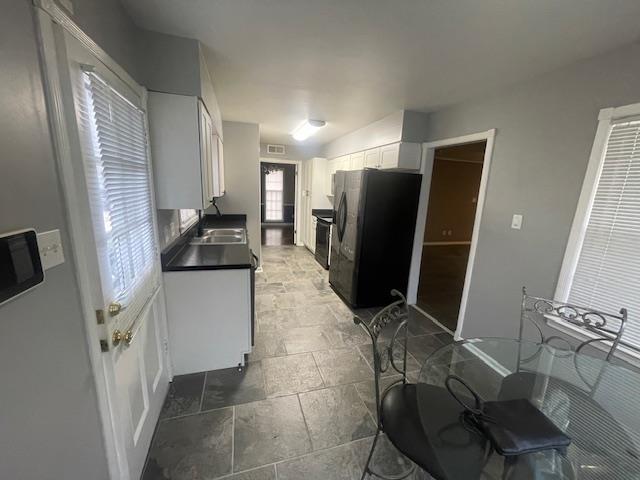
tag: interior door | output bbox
[300,160,312,248]
[58,29,170,480]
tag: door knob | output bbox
[108,302,124,317]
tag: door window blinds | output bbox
[265,169,284,221]
[76,69,158,314]
[568,118,640,350]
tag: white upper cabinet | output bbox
[364,147,381,169]
[335,155,350,171]
[379,142,422,170]
[349,151,365,170]
[326,158,337,196]
[379,143,400,169]
[149,92,225,209]
[324,142,421,196]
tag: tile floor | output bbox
[143,245,452,480]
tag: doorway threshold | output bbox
[410,304,455,336]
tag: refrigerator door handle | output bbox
[337,192,346,241]
[341,194,348,241]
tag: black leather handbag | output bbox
[445,375,571,457]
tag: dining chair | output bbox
[355,290,442,480]
[519,287,627,362]
[501,288,636,466]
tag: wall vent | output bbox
[267,144,286,155]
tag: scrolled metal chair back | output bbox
[354,289,410,424]
[520,287,627,361]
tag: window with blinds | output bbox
[265,169,284,221]
[567,117,640,351]
[76,70,158,309]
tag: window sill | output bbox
[544,314,640,369]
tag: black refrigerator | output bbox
[329,169,422,308]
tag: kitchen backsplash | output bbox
[156,209,181,250]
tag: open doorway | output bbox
[413,139,490,333]
[260,161,297,246]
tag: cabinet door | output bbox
[349,151,365,170]
[364,148,380,169]
[211,135,225,197]
[309,217,317,253]
[326,159,336,195]
[199,103,214,207]
[379,143,400,169]
[340,155,350,170]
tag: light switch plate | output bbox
[511,214,523,230]
[37,229,65,270]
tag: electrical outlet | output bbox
[37,229,65,270]
[511,214,523,230]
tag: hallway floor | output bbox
[261,224,295,246]
[416,244,471,332]
[143,246,450,480]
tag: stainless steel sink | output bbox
[190,228,247,245]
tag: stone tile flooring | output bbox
[143,246,451,480]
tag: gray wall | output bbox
[138,30,201,96]
[0,1,109,478]
[424,41,640,339]
[322,111,404,159]
[62,0,142,81]
[214,121,262,260]
[321,110,430,159]
[259,142,323,162]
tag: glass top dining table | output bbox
[415,338,640,480]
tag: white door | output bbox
[300,160,313,248]
[55,29,170,480]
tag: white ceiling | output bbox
[122,0,640,146]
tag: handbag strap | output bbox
[445,375,484,416]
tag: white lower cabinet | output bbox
[309,216,317,253]
[163,269,251,375]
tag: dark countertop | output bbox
[312,208,333,224]
[161,214,254,272]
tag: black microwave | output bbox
[0,229,44,306]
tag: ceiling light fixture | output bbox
[291,119,326,141]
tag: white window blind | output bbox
[568,118,640,349]
[76,70,158,314]
[265,169,284,221]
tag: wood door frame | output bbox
[35,3,171,478]
[259,157,303,246]
[407,129,496,340]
